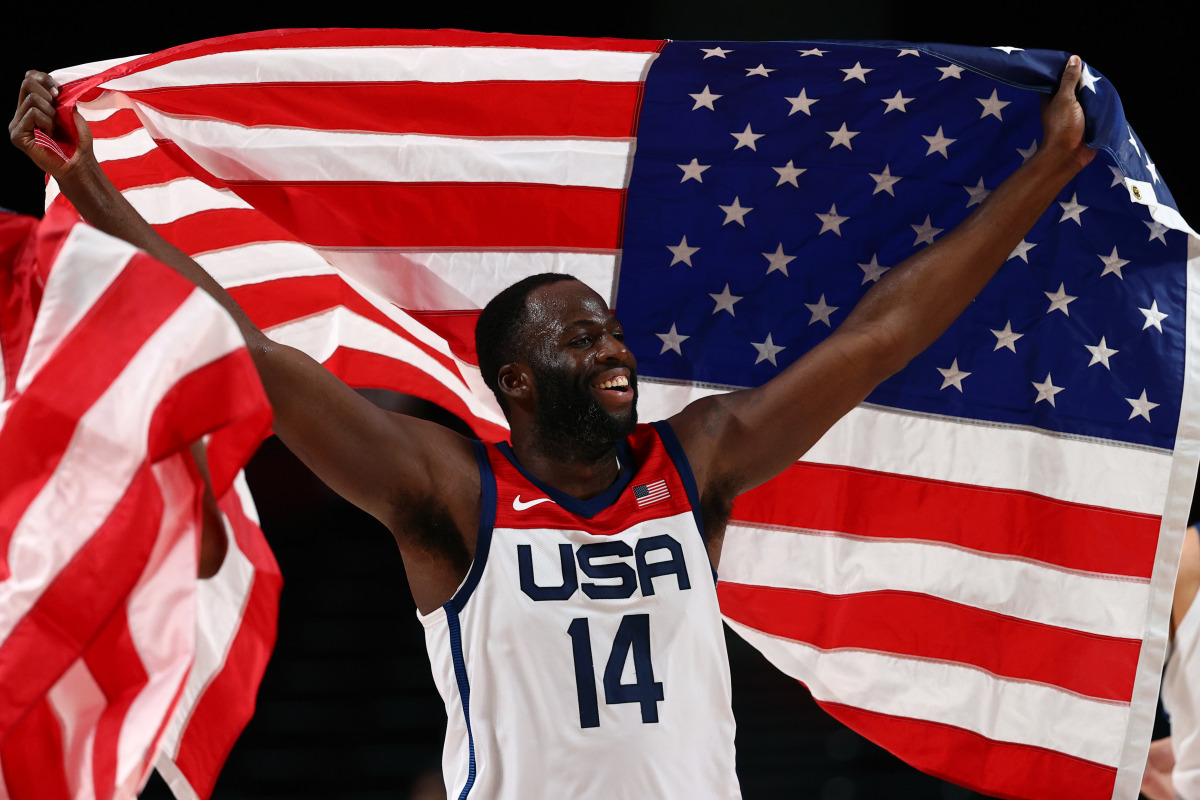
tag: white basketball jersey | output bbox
[419,422,740,799]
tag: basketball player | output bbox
[11,56,1093,798]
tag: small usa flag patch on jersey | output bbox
[633,479,670,508]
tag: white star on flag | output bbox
[882,90,914,113]
[719,197,753,226]
[1058,193,1088,225]
[937,63,964,80]
[709,284,742,315]
[911,216,943,246]
[1147,160,1159,183]
[773,160,806,187]
[922,126,956,158]
[991,321,1024,352]
[937,358,971,391]
[977,90,1011,120]
[752,333,786,365]
[1045,283,1077,315]
[1032,373,1065,406]
[1086,337,1119,369]
[816,204,850,236]
[667,235,700,266]
[858,254,889,284]
[963,177,990,207]
[1140,300,1168,332]
[1098,247,1130,279]
[1126,390,1160,422]
[763,243,796,275]
[1109,166,1126,188]
[745,63,775,77]
[1009,239,1037,263]
[731,124,764,150]
[840,62,873,82]
[805,294,839,326]
[1017,140,1038,162]
[689,85,722,110]
[701,47,732,58]
[785,88,820,116]
[1081,64,1101,92]
[677,158,710,183]
[869,165,902,196]
[827,123,859,150]
[1145,220,1169,244]
[897,49,920,57]
[797,47,827,57]
[656,323,690,355]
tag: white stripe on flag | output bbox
[17,224,133,393]
[197,242,337,288]
[725,618,1129,768]
[123,179,252,225]
[99,46,658,91]
[132,105,636,188]
[47,660,105,799]
[638,380,1172,515]
[719,523,1149,639]
[91,127,158,163]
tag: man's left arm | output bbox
[669,56,1095,513]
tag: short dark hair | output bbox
[475,273,578,413]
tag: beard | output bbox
[529,362,638,462]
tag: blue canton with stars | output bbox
[616,40,1188,450]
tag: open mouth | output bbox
[592,375,631,393]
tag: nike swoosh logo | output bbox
[513,495,553,511]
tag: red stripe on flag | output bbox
[97,148,198,192]
[226,182,625,249]
[817,701,1117,800]
[320,348,507,442]
[733,461,1160,578]
[84,606,150,800]
[129,81,646,138]
[87,108,148,139]
[718,582,1140,701]
[151,208,303,254]
[0,695,73,800]
[407,309,481,365]
[0,212,41,395]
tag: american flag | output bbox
[34,29,1198,799]
[633,479,671,507]
[0,202,276,799]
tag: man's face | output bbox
[521,281,638,460]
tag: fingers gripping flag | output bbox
[38,29,1200,800]
[0,203,277,800]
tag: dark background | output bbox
[3,4,1189,798]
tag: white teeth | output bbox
[594,376,629,390]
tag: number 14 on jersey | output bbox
[567,614,664,728]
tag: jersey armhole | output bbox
[651,420,716,582]
[447,440,498,614]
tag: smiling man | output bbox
[11,55,1094,799]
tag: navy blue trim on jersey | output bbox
[445,605,477,799]
[652,420,717,583]
[495,439,635,519]
[448,440,498,615]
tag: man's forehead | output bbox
[524,280,613,327]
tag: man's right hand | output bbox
[9,70,95,182]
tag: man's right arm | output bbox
[9,71,481,576]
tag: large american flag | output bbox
[0,202,277,799]
[27,28,1199,799]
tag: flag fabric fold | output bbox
[0,201,277,800]
[33,28,1200,800]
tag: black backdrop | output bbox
[3,5,1190,798]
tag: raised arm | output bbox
[670,56,1095,511]
[10,71,481,607]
